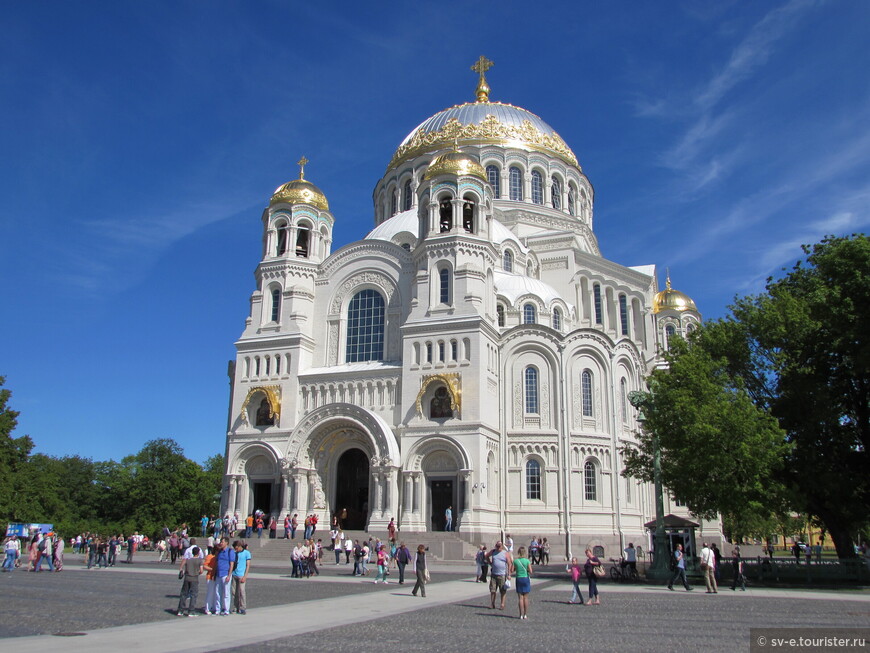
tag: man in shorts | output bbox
[485,541,512,610]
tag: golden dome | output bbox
[269,156,329,211]
[424,150,487,181]
[653,277,698,314]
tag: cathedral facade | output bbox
[221,62,719,557]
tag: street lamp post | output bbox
[629,390,671,580]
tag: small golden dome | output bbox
[269,156,329,211]
[653,276,698,314]
[424,150,487,181]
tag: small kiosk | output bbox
[645,514,700,571]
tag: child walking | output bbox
[566,557,584,604]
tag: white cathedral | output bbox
[221,59,721,558]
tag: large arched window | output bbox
[584,461,597,501]
[276,223,288,256]
[509,167,523,201]
[523,303,536,324]
[345,289,385,363]
[552,307,562,331]
[439,267,450,304]
[270,288,281,322]
[551,176,562,209]
[487,165,501,198]
[496,304,505,327]
[531,171,543,204]
[524,366,539,413]
[390,191,397,217]
[619,294,629,336]
[525,459,542,500]
[593,284,603,325]
[403,180,412,211]
[503,250,513,272]
[567,188,576,216]
[581,370,593,417]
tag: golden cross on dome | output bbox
[471,55,493,103]
[297,155,309,180]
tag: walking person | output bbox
[668,543,693,591]
[395,541,411,584]
[335,532,344,565]
[37,535,55,572]
[202,547,219,615]
[3,536,19,572]
[475,544,488,582]
[176,546,203,617]
[730,546,746,591]
[566,557,584,604]
[444,506,453,532]
[374,544,389,584]
[700,542,718,593]
[712,543,722,583]
[54,535,64,572]
[512,546,533,619]
[232,541,251,614]
[486,541,512,610]
[584,548,601,605]
[541,538,550,565]
[269,516,277,539]
[411,544,428,597]
[344,536,353,564]
[215,537,236,616]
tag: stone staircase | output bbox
[234,530,478,564]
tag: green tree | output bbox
[0,377,35,521]
[624,234,870,558]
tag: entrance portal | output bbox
[430,479,454,531]
[335,449,369,530]
[252,482,272,515]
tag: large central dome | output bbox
[388,101,579,171]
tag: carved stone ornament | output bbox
[239,385,281,426]
[415,373,462,417]
[330,271,396,313]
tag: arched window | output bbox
[584,461,597,501]
[581,370,593,417]
[523,303,536,324]
[296,227,310,257]
[345,289,385,363]
[593,284,602,324]
[552,307,562,331]
[255,397,274,426]
[686,324,695,334]
[524,366,539,413]
[450,340,458,361]
[439,267,450,304]
[487,164,501,198]
[503,250,513,272]
[270,288,281,322]
[426,342,433,363]
[567,188,576,216]
[275,355,281,375]
[276,224,288,256]
[496,304,505,327]
[665,324,676,348]
[403,180,412,211]
[620,378,628,422]
[509,167,523,201]
[438,341,445,362]
[390,191,397,216]
[525,459,542,500]
[439,198,452,232]
[531,171,543,204]
[619,294,629,336]
[462,200,474,232]
[551,176,562,209]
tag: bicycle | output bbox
[609,557,639,582]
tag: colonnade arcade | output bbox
[223,405,475,532]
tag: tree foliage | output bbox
[623,234,870,557]
[0,377,224,538]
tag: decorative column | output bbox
[227,476,239,516]
[413,472,422,514]
[373,472,384,518]
[402,472,414,522]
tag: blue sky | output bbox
[2,1,868,463]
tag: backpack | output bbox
[38,539,46,552]
[669,553,677,571]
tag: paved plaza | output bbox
[2,553,868,652]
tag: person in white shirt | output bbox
[335,531,344,564]
[183,538,205,559]
[505,535,514,552]
[700,543,718,593]
[623,542,637,573]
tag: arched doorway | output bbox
[335,448,369,530]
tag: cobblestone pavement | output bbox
[2,555,869,652]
